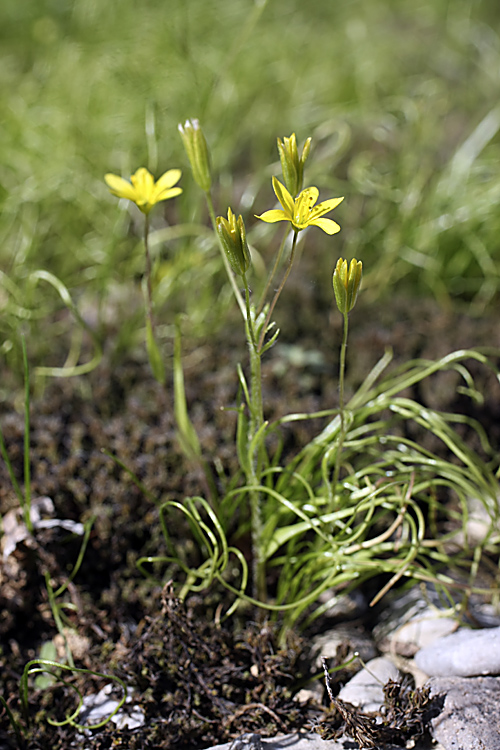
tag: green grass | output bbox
[1,0,500,371]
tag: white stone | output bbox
[206,731,441,750]
[429,676,500,750]
[386,608,458,656]
[337,656,400,713]
[78,683,145,730]
[311,624,377,668]
[415,626,500,677]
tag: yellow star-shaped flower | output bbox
[256,177,343,235]
[104,167,182,214]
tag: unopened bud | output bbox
[333,258,363,314]
[216,208,251,276]
[277,133,312,197]
[178,119,212,192]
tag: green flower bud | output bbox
[178,118,212,193]
[277,133,312,197]
[333,258,363,314]
[216,208,251,276]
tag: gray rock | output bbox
[208,734,350,750]
[381,606,458,657]
[337,656,400,713]
[229,734,263,750]
[429,676,500,750]
[311,624,377,669]
[207,732,437,750]
[207,731,441,750]
[373,586,457,656]
[78,684,145,730]
[415,626,500,677]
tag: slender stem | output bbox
[143,212,156,334]
[256,228,288,316]
[332,310,349,502]
[205,191,265,596]
[248,331,266,601]
[238,271,265,600]
[242,273,257,352]
[205,192,246,317]
[258,230,299,352]
[45,572,75,668]
[22,336,34,534]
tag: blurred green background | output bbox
[1,0,500,375]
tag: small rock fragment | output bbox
[429,676,500,750]
[373,586,457,656]
[311,624,377,668]
[415,626,500,677]
[338,656,401,713]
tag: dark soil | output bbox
[1,276,499,749]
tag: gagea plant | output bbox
[104,166,183,384]
[123,125,500,630]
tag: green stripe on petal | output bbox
[310,196,344,218]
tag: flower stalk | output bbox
[104,167,183,383]
[332,258,363,501]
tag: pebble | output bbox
[380,607,458,657]
[429,676,500,750]
[78,684,145,730]
[373,586,458,656]
[311,624,377,668]
[207,733,438,750]
[415,625,500,677]
[337,656,400,712]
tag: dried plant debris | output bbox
[318,660,445,749]
[1,586,313,750]
[102,584,311,748]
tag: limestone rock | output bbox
[337,656,401,713]
[415,626,500,677]
[429,676,500,750]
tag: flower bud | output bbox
[277,133,312,197]
[178,119,212,192]
[333,258,363,314]
[216,208,251,276]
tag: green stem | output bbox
[45,572,75,668]
[205,192,246,317]
[21,336,34,534]
[143,213,155,335]
[332,310,349,502]
[242,273,257,352]
[256,228,288,316]
[248,332,266,602]
[258,230,298,352]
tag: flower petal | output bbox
[294,187,319,225]
[131,168,154,202]
[272,177,294,216]
[104,173,137,201]
[154,186,183,202]
[310,196,344,219]
[154,169,182,194]
[310,217,341,235]
[255,209,289,224]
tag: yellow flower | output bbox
[104,167,182,214]
[256,177,343,234]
